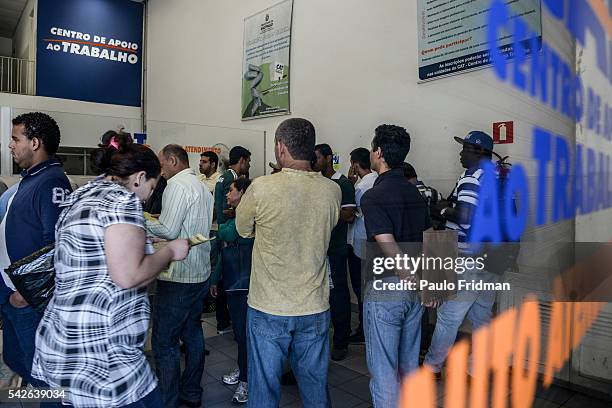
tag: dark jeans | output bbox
[420,307,434,353]
[227,293,248,382]
[347,245,364,332]
[122,387,162,408]
[329,251,351,350]
[1,302,41,385]
[216,280,231,328]
[211,232,231,329]
[247,307,331,408]
[152,280,209,407]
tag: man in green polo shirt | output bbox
[313,143,356,361]
[212,146,251,335]
[214,146,251,225]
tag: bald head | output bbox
[159,144,189,179]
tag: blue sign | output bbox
[133,133,147,144]
[36,0,143,106]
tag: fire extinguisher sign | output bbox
[493,121,514,144]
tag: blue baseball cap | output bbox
[454,131,494,152]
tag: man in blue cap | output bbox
[423,131,498,379]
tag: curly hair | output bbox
[12,112,61,155]
[372,124,411,168]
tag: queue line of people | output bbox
[0,112,499,408]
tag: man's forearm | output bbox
[146,218,180,240]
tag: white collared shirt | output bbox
[347,171,378,258]
[146,168,214,283]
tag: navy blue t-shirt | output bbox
[361,168,430,243]
[0,158,72,304]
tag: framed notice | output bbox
[417,0,542,81]
[242,0,293,120]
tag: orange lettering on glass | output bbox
[444,340,469,408]
[511,299,540,408]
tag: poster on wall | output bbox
[241,0,293,120]
[417,0,541,81]
[36,0,143,106]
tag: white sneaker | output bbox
[222,367,240,385]
[232,381,248,404]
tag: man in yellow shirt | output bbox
[198,151,221,194]
[236,118,341,408]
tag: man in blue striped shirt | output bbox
[443,132,493,251]
[424,131,498,379]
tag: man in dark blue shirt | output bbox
[0,112,72,385]
[361,124,430,408]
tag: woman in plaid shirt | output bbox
[31,141,189,408]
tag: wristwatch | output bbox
[440,207,449,217]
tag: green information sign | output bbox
[242,0,293,120]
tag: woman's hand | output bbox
[210,285,218,298]
[166,239,189,261]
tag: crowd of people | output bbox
[0,112,501,408]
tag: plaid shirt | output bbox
[32,181,156,408]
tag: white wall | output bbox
[0,93,142,176]
[145,1,612,334]
[0,37,12,57]
[145,0,575,199]
[12,0,36,61]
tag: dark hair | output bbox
[229,146,251,166]
[12,112,61,155]
[162,144,189,165]
[402,162,418,179]
[372,124,411,168]
[350,147,370,170]
[275,118,316,161]
[314,143,333,158]
[233,177,252,194]
[99,130,133,148]
[90,138,160,180]
[200,151,219,168]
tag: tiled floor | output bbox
[7,313,612,408]
[198,314,612,408]
[201,316,372,408]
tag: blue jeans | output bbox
[423,269,497,373]
[1,302,41,385]
[364,280,423,408]
[247,307,331,408]
[152,280,209,407]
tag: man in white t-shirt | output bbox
[198,151,221,194]
[346,147,377,344]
